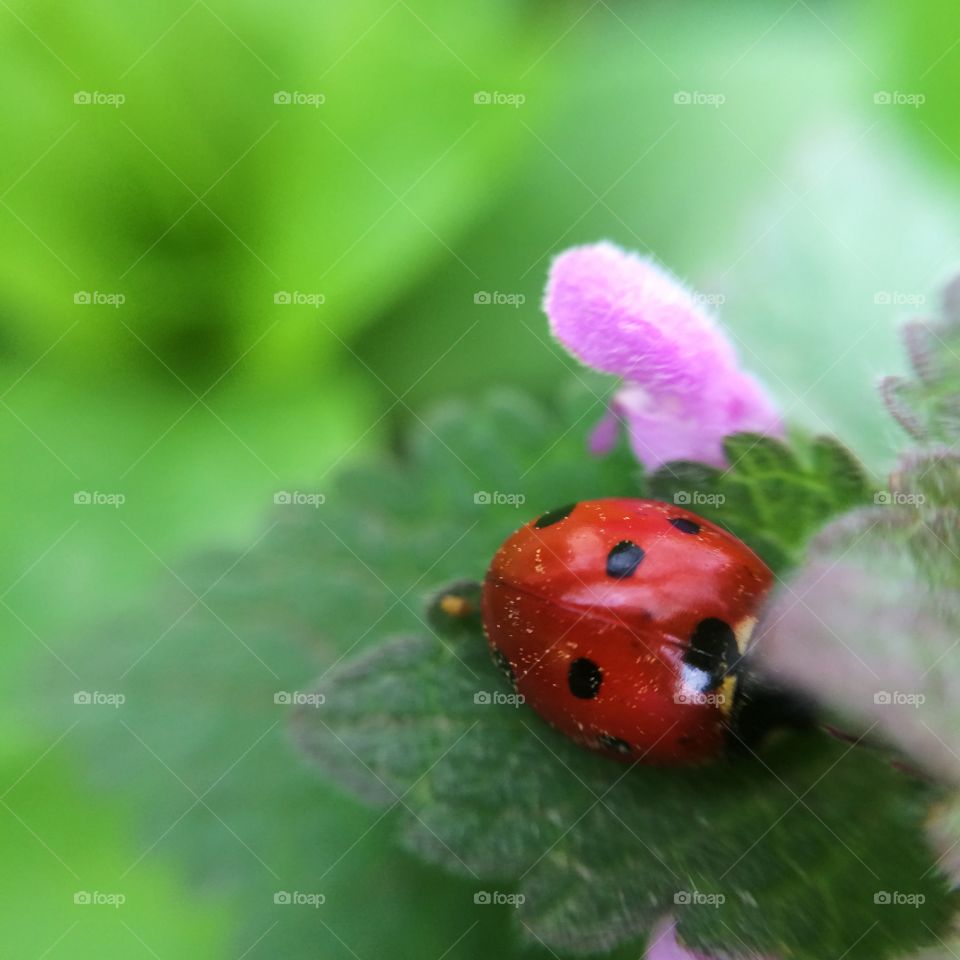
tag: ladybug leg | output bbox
[439,594,472,618]
[427,580,483,635]
[490,646,518,690]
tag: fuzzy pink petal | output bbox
[545,242,739,392]
[588,403,622,455]
[616,371,781,471]
[647,916,715,960]
[544,241,782,469]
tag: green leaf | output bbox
[51,386,640,960]
[755,502,960,958]
[647,432,873,573]
[881,278,960,445]
[56,381,951,959]
[752,286,960,960]
[891,449,960,510]
[295,592,954,959]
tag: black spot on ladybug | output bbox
[606,540,645,579]
[534,502,577,528]
[669,517,700,535]
[598,733,632,754]
[490,647,516,686]
[684,617,738,688]
[568,657,602,699]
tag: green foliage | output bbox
[45,371,944,960]
[60,383,888,959]
[55,387,640,959]
[295,581,954,959]
[647,432,873,573]
[0,0,546,386]
[0,748,228,957]
[9,3,960,957]
[892,449,960,510]
[356,7,960,478]
[882,279,960,446]
[754,285,960,957]
[758,283,960,763]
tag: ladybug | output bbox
[480,498,774,764]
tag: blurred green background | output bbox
[4,0,960,956]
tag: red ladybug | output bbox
[481,498,773,765]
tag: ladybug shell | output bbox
[481,498,773,764]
